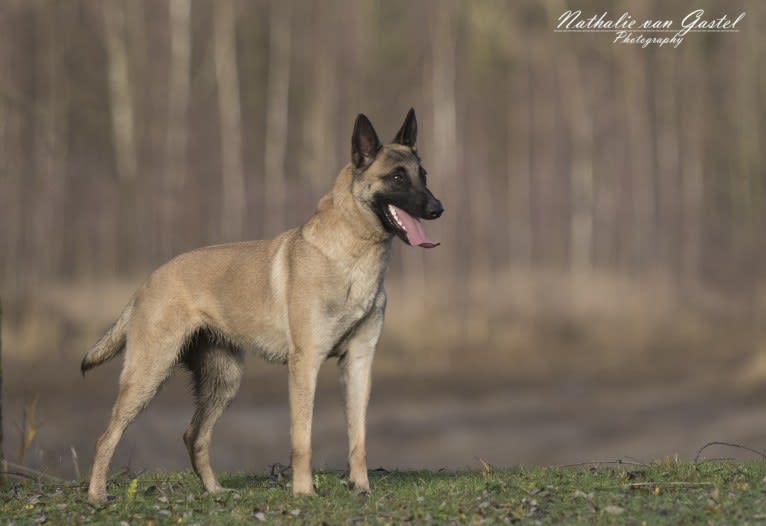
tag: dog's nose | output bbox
[426,200,444,219]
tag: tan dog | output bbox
[81,109,443,503]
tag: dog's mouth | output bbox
[383,204,439,248]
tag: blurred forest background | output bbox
[2,0,766,478]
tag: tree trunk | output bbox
[0,3,24,294]
[164,0,191,257]
[560,54,593,272]
[619,47,654,271]
[102,0,138,272]
[430,0,458,253]
[263,0,292,236]
[619,1,655,272]
[33,1,70,277]
[214,0,245,242]
[679,40,703,289]
[506,38,533,266]
[303,0,337,195]
[654,51,681,278]
[429,0,460,350]
[102,0,137,184]
[0,299,5,482]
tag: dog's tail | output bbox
[81,300,134,375]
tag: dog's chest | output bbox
[334,247,389,322]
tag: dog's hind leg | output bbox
[87,329,184,504]
[183,345,244,493]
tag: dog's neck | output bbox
[301,166,393,261]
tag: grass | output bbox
[3,461,766,524]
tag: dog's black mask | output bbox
[351,109,444,248]
[372,164,443,247]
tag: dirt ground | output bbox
[4,273,766,479]
[5,352,766,481]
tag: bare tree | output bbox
[33,2,72,276]
[263,0,292,236]
[102,0,139,272]
[679,40,704,287]
[505,22,533,266]
[430,0,458,258]
[164,0,192,256]
[0,2,24,292]
[303,0,338,195]
[214,0,246,242]
[0,300,4,480]
[429,0,460,347]
[654,51,681,276]
[102,0,137,184]
[548,0,594,273]
[562,53,594,271]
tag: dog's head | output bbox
[350,109,444,248]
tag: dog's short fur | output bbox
[81,109,443,504]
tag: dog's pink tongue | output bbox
[392,205,440,248]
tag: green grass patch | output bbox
[3,461,766,524]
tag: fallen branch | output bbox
[0,470,41,481]
[559,458,647,468]
[625,481,714,488]
[694,441,766,463]
[4,461,63,482]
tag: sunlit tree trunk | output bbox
[619,49,654,271]
[506,40,533,267]
[103,0,137,184]
[545,0,593,273]
[164,0,191,257]
[431,1,458,253]
[756,2,766,262]
[123,0,153,266]
[263,0,292,236]
[622,2,656,272]
[528,32,556,266]
[429,0,460,349]
[303,0,337,196]
[102,0,138,272]
[735,8,762,248]
[0,2,23,292]
[679,40,704,289]
[654,51,681,278]
[561,56,593,272]
[33,1,70,277]
[214,0,245,242]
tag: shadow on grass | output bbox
[220,468,486,493]
[220,473,282,490]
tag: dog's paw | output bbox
[293,489,317,497]
[349,481,370,496]
[205,484,239,500]
[207,485,237,498]
[292,485,317,497]
[87,492,111,506]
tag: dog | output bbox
[81,109,444,503]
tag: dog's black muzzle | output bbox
[424,190,444,220]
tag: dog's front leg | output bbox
[340,346,375,493]
[288,349,322,496]
[340,299,384,493]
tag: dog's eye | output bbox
[388,168,410,186]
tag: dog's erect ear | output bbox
[393,108,417,148]
[351,114,382,170]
